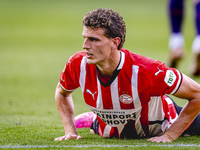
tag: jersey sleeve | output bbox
[143,61,183,96]
[59,54,81,91]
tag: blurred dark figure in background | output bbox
[168,0,200,76]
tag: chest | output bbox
[81,65,142,111]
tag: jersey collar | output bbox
[96,51,125,87]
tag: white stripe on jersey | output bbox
[148,96,165,136]
[110,51,125,110]
[118,51,125,70]
[79,56,87,93]
[108,51,125,110]
[111,77,120,110]
[131,65,144,137]
[131,65,141,111]
[103,125,112,138]
[165,96,173,104]
[117,125,124,137]
[170,70,182,95]
[96,79,103,109]
[59,83,75,91]
[148,96,164,121]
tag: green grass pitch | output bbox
[1,0,200,149]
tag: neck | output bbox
[96,50,121,77]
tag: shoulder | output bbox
[65,51,87,68]
[121,48,164,69]
[62,51,86,73]
[68,51,86,62]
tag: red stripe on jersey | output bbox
[162,96,178,124]
[160,95,194,132]
[110,127,119,138]
[140,102,150,136]
[97,116,110,137]
[137,69,151,136]
[83,65,98,108]
[101,84,113,109]
[97,117,105,137]
[118,65,135,109]
[97,116,119,138]
[168,103,177,119]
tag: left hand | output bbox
[54,135,82,141]
[147,134,173,143]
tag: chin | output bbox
[86,60,96,65]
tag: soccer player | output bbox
[168,0,200,76]
[54,8,200,143]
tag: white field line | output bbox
[1,144,200,148]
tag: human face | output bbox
[82,26,114,65]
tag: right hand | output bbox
[54,135,82,141]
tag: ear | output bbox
[111,37,121,50]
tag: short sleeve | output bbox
[144,62,183,96]
[59,53,83,91]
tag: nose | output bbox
[82,38,90,50]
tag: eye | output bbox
[89,37,99,41]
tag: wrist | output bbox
[64,125,78,136]
[163,132,176,141]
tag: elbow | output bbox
[55,82,63,102]
[55,82,72,102]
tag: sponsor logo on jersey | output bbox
[119,94,133,104]
[99,112,136,125]
[164,70,176,87]
[91,108,137,126]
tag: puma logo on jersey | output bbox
[155,67,164,76]
[61,78,65,82]
[86,89,97,100]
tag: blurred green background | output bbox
[0,0,199,139]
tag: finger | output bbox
[65,135,82,140]
[64,135,70,140]
[65,135,77,140]
[148,137,161,143]
[54,135,66,141]
[76,135,82,140]
[59,136,67,141]
[147,137,171,143]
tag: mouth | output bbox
[86,52,93,58]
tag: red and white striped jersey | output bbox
[60,49,182,138]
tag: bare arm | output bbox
[54,83,82,141]
[148,74,200,142]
